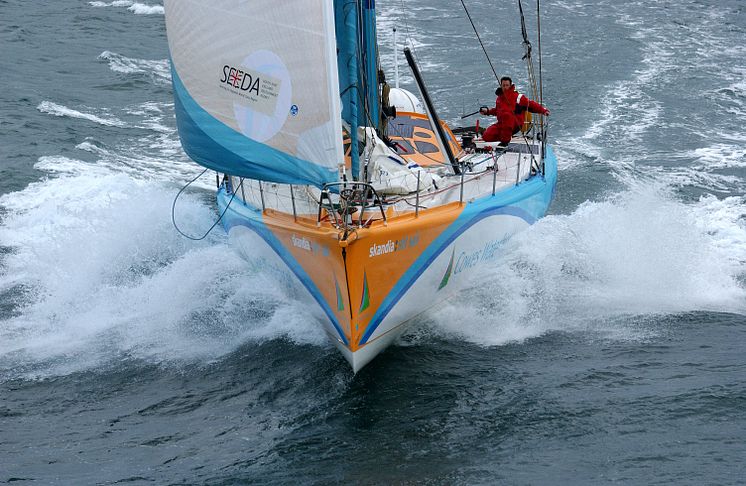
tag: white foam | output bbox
[128,3,163,15]
[33,155,112,179]
[124,102,175,134]
[553,0,589,16]
[37,98,207,190]
[554,2,746,198]
[688,144,746,170]
[375,2,441,88]
[427,183,746,346]
[37,101,126,127]
[89,0,133,6]
[98,51,170,84]
[88,1,163,15]
[0,171,326,380]
[71,136,213,191]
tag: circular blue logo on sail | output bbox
[290,104,299,116]
[231,50,291,142]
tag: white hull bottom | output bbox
[333,325,410,373]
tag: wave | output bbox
[7,0,746,381]
[98,51,171,85]
[427,182,746,347]
[128,3,163,15]
[37,101,126,127]
[554,0,746,198]
[35,98,205,187]
[88,1,164,15]
[88,0,133,7]
[72,138,213,190]
[0,169,326,381]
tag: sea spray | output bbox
[0,169,326,380]
[428,183,746,346]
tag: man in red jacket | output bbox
[479,76,550,144]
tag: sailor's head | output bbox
[495,76,514,95]
[500,76,513,92]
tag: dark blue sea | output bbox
[2,0,746,484]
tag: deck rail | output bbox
[222,139,543,225]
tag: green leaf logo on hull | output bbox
[359,270,370,312]
[335,275,344,312]
[438,248,455,290]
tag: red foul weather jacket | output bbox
[483,84,548,143]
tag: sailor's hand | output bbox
[479,106,489,115]
[544,109,550,116]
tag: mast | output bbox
[393,27,399,89]
[335,0,361,179]
[361,0,380,131]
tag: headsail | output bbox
[164,0,344,187]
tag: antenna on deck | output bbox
[404,47,461,176]
[393,27,400,89]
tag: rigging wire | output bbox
[517,0,548,164]
[171,169,242,241]
[517,0,539,101]
[537,0,547,150]
[459,0,500,82]
[397,0,419,72]
[355,1,382,183]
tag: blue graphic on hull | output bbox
[360,147,558,343]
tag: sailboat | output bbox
[164,0,557,372]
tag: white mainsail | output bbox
[165,0,344,186]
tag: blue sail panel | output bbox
[172,69,338,186]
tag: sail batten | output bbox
[165,0,344,187]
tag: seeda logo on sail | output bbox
[218,63,281,116]
[221,65,260,95]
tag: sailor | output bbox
[379,69,396,138]
[479,76,550,145]
[378,69,401,150]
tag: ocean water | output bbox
[1,0,745,483]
